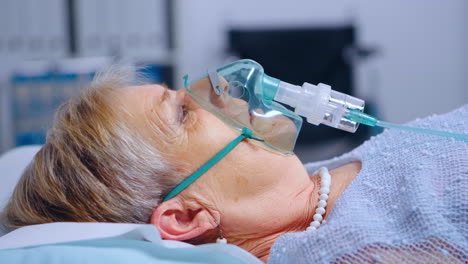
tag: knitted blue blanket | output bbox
[269,105,468,264]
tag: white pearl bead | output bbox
[321,176,330,183]
[320,187,330,194]
[320,194,328,200]
[318,200,327,208]
[313,214,323,222]
[216,237,227,244]
[307,226,317,231]
[316,207,326,215]
[311,221,321,227]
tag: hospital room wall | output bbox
[0,0,171,153]
[173,0,468,124]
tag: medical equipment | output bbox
[347,110,468,142]
[185,59,468,154]
[184,59,363,154]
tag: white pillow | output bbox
[0,145,42,236]
[0,223,262,264]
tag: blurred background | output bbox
[0,0,467,162]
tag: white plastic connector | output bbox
[274,81,365,133]
[274,81,302,107]
[275,81,331,125]
[297,83,331,125]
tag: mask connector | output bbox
[208,70,223,95]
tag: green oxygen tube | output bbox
[346,110,468,142]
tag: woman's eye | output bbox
[179,104,188,123]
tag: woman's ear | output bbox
[150,197,219,241]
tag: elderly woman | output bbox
[2,66,467,263]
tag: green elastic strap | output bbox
[162,128,264,202]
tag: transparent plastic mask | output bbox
[184,60,302,154]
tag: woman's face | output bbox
[121,84,317,240]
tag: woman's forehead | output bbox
[124,84,166,99]
[120,85,164,111]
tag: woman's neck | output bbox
[246,161,362,262]
[235,233,283,262]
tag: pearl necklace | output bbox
[307,167,331,231]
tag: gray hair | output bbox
[2,65,184,230]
